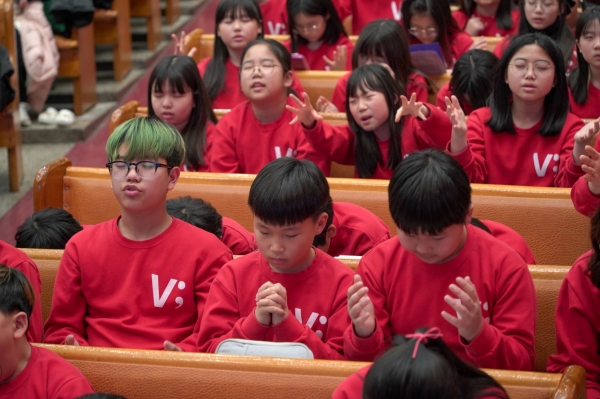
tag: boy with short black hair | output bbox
[44,117,233,351]
[198,157,354,359]
[345,149,537,370]
[0,265,94,397]
[15,207,83,249]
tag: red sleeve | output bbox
[331,76,348,112]
[554,116,585,188]
[198,57,210,76]
[43,245,90,346]
[14,261,42,342]
[451,32,474,63]
[332,366,370,399]
[571,176,600,217]
[409,104,453,150]
[408,74,429,104]
[452,10,469,31]
[448,109,489,183]
[482,220,536,265]
[436,83,451,111]
[210,115,241,173]
[53,376,95,399]
[302,120,355,165]
[333,0,351,21]
[221,217,256,255]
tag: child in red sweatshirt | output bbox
[43,117,233,352]
[0,266,93,398]
[198,157,354,359]
[344,149,537,370]
[336,0,403,34]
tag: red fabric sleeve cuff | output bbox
[272,313,306,342]
[241,310,271,340]
[461,322,496,358]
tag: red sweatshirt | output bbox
[222,217,256,255]
[0,346,93,399]
[449,107,585,187]
[343,225,537,370]
[569,82,600,119]
[260,0,288,35]
[198,58,305,110]
[284,35,354,71]
[480,220,536,265]
[436,82,475,115]
[181,123,215,172]
[328,202,391,257]
[43,217,232,351]
[0,241,42,343]
[336,0,403,34]
[452,9,520,37]
[302,104,451,179]
[408,31,474,69]
[547,250,600,399]
[210,99,331,175]
[197,249,355,359]
[331,72,428,112]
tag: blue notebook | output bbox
[409,42,448,74]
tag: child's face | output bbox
[348,87,390,133]
[524,0,560,30]
[151,82,194,133]
[397,224,468,264]
[292,12,328,43]
[474,0,501,7]
[577,19,600,70]
[408,13,439,45]
[109,143,179,214]
[240,44,293,102]
[254,214,327,273]
[505,44,555,103]
[217,11,262,52]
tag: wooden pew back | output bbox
[22,248,63,325]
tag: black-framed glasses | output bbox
[106,161,171,179]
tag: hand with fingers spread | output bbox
[446,95,468,154]
[316,96,339,113]
[164,340,183,351]
[347,274,376,338]
[323,45,348,71]
[573,117,600,165]
[465,17,485,36]
[172,31,197,58]
[395,93,430,122]
[286,92,323,127]
[441,276,484,343]
[469,36,487,51]
[580,145,600,195]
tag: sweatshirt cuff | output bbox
[350,325,382,353]
[272,313,305,342]
[241,310,271,340]
[302,119,322,133]
[446,140,472,165]
[566,156,584,176]
[461,322,496,358]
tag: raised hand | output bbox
[446,95,468,154]
[573,117,600,165]
[164,340,183,351]
[316,96,339,113]
[465,16,485,36]
[65,334,80,346]
[286,92,323,127]
[171,31,197,58]
[395,93,430,122]
[580,145,600,195]
[441,276,484,343]
[323,45,348,71]
[347,274,376,338]
[469,36,488,51]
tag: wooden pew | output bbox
[36,344,585,399]
[93,0,132,81]
[130,0,161,51]
[0,0,23,192]
[165,0,180,25]
[22,248,62,325]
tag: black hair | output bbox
[518,0,576,68]
[470,217,492,234]
[76,394,128,399]
[287,0,347,52]
[456,0,515,30]
[346,64,404,178]
[166,196,223,239]
[587,206,600,289]
[389,149,471,235]
[352,19,419,96]
[248,157,330,226]
[363,328,508,399]
[569,6,600,104]
[401,0,461,67]
[312,197,333,247]
[488,33,568,137]
[450,50,499,111]
[0,265,35,323]
[204,0,264,101]
[148,55,217,170]
[15,208,83,249]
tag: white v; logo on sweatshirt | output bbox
[152,274,186,308]
[275,146,294,158]
[533,153,559,177]
[391,2,402,21]
[267,22,285,35]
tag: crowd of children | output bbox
[6,0,600,398]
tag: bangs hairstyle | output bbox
[287,0,347,52]
[518,0,575,68]
[363,329,507,399]
[389,149,471,235]
[569,6,600,104]
[450,50,499,111]
[457,0,515,30]
[148,55,217,170]
[402,0,460,67]
[248,157,330,227]
[167,196,223,239]
[107,116,186,167]
[204,0,263,100]
[0,265,35,320]
[346,64,404,178]
[352,19,415,96]
[488,33,568,137]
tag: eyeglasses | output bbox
[509,60,555,76]
[408,27,438,38]
[241,63,281,76]
[524,0,559,10]
[106,161,171,179]
[292,21,322,35]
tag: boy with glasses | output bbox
[44,117,233,351]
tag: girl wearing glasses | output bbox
[452,0,520,37]
[402,0,477,69]
[447,33,597,187]
[285,0,352,71]
[210,39,329,175]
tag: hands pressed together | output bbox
[255,281,289,326]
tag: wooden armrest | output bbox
[55,35,78,50]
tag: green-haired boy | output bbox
[44,117,233,351]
